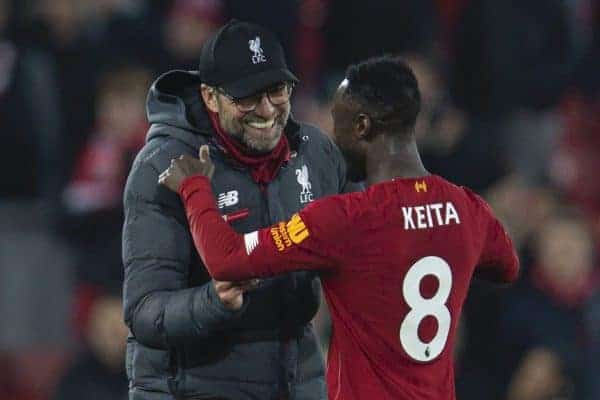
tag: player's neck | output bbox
[365,136,429,186]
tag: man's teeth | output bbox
[246,120,275,129]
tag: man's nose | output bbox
[253,94,276,117]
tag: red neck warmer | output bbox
[208,111,290,185]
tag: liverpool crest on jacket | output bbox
[296,165,313,204]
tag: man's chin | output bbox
[243,135,281,154]
[242,128,284,153]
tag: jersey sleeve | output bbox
[178,175,349,281]
[473,193,520,283]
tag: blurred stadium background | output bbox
[1,0,599,399]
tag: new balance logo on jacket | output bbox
[218,190,239,208]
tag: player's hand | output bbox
[213,279,261,311]
[158,145,215,192]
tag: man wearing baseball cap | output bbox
[122,20,357,400]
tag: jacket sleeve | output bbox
[122,157,246,349]
[280,271,321,330]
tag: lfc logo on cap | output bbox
[248,36,267,64]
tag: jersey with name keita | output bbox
[179,174,519,400]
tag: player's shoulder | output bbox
[460,185,494,215]
[424,175,479,201]
[305,188,370,216]
[435,177,495,221]
[334,183,389,224]
[300,188,373,233]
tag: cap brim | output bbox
[221,68,299,98]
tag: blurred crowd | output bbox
[0,0,598,399]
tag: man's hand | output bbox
[159,145,215,192]
[213,279,261,311]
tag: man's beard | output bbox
[226,113,289,154]
[237,121,284,152]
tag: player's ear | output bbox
[200,84,219,113]
[354,113,373,141]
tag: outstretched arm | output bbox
[158,145,347,281]
[177,175,336,280]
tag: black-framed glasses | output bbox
[216,82,294,112]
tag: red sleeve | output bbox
[178,176,347,281]
[473,194,520,283]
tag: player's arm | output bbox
[178,175,344,281]
[474,195,520,283]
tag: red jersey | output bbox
[179,174,519,400]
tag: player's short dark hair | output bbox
[344,55,421,134]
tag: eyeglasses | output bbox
[216,82,294,112]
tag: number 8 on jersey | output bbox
[400,256,453,362]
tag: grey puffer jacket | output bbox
[122,70,355,400]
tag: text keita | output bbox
[402,202,460,230]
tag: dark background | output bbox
[1,1,599,399]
